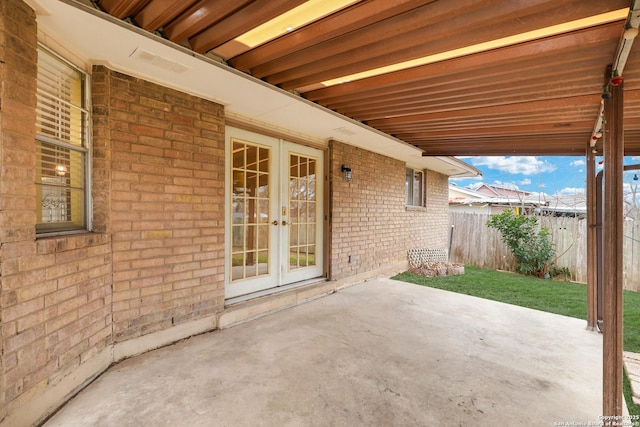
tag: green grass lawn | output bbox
[392,265,640,415]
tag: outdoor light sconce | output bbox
[341,165,352,182]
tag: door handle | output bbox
[272,220,279,226]
[282,220,288,226]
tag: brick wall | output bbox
[0,0,37,418]
[92,67,226,343]
[0,1,113,420]
[0,9,226,419]
[329,141,450,280]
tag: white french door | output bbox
[225,127,324,299]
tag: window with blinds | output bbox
[35,46,90,234]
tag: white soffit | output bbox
[33,0,479,178]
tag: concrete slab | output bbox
[44,278,602,427]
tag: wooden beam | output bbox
[417,138,640,156]
[97,0,149,19]
[586,145,597,329]
[133,0,196,31]
[189,0,306,53]
[162,0,251,44]
[602,67,624,417]
[252,0,496,80]
[382,118,594,136]
[268,0,627,88]
[229,0,436,71]
[394,121,594,138]
[304,22,621,100]
[316,42,617,105]
[367,94,601,127]
[335,73,604,119]
[417,135,589,156]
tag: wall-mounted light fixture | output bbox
[341,165,352,182]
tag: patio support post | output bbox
[602,65,624,417]
[586,147,597,330]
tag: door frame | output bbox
[224,126,327,301]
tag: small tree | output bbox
[487,210,555,277]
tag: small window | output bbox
[35,46,90,234]
[406,168,424,207]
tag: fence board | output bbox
[449,212,640,291]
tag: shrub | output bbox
[549,264,572,280]
[487,210,555,277]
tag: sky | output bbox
[450,155,640,198]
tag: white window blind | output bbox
[35,46,90,234]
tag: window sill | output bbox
[405,205,427,212]
[36,231,111,254]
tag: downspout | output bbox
[596,169,604,332]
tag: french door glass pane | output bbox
[289,154,317,271]
[231,140,270,281]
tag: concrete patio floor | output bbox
[44,278,602,427]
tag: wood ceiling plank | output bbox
[395,121,595,139]
[378,111,601,132]
[416,134,583,144]
[414,129,640,156]
[367,94,601,128]
[229,0,434,71]
[356,98,599,122]
[251,0,501,79]
[420,146,586,155]
[622,89,640,101]
[383,123,595,138]
[355,100,598,123]
[338,74,602,120]
[328,59,604,109]
[317,40,616,107]
[417,140,579,147]
[98,0,150,19]
[622,117,640,127]
[416,137,589,155]
[349,94,598,121]
[190,0,308,54]
[134,0,198,32]
[271,0,626,89]
[304,22,622,102]
[162,0,251,44]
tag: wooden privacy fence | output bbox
[449,212,640,291]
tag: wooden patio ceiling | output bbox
[96,0,640,156]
